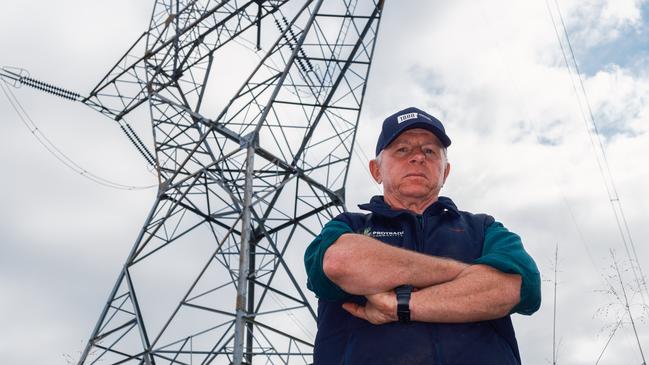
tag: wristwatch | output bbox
[395,285,413,323]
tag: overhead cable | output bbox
[546,0,648,304]
[1,80,156,191]
[1,66,157,167]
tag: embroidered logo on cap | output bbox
[397,113,418,124]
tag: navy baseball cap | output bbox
[375,107,451,156]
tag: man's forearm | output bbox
[341,264,522,325]
[410,264,521,322]
[323,233,468,295]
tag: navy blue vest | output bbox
[313,196,521,365]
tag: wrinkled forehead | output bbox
[389,128,444,147]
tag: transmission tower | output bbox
[2,0,384,364]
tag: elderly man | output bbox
[304,107,541,364]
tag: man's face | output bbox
[370,128,450,203]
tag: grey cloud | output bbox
[2,0,649,364]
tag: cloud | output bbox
[566,0,646,45]
[2,0,648,364]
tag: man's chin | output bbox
[397,188,437,201]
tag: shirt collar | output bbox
[358,195,460,218]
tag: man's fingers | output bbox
[342,302,367,320]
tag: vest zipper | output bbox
[416,214,425,252]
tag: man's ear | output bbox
[369,159,382,183]
[443,162,451,184]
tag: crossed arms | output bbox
[322,233,522,325]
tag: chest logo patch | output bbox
[369,230,404,238]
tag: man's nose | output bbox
[409,148,426,163]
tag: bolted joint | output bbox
[240,132,259,149]
[251,226,264,244]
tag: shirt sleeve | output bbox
[304,219,354,300]
[473,221,541,315]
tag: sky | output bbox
[1,0,648,364]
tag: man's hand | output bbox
[342,291,397,325]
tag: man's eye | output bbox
[397,146,410,153]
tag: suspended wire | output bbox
[473,1,610,291]
[551,0,648,300]
[559,193,619,291]
[1,80,157,191]
[545,0,648,304]
[472,4,646,362]
[472,2,627,298]
[546,2,649,362]
[1,66,157,167]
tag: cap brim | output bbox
[383,120,451,150]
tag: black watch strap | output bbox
[395,285,413,323]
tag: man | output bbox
[304,107,541,364]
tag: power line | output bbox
[1,66,157,167]
[474,0,622,303]
[1,80,156,191]
[545,0,648,304]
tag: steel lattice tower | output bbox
[2,0,383,364]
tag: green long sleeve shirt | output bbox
[304,219,541,315]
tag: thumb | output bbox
[342,302,366,320]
